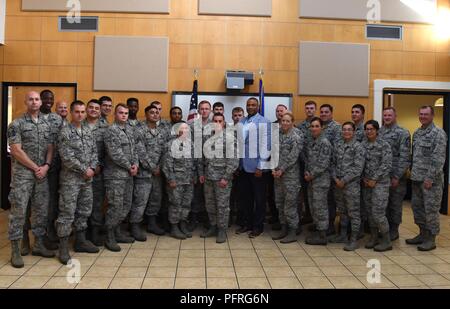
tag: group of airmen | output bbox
[6,90,447,269]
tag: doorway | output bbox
[383,89,450,215]
[1,82,77,210]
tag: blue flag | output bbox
[259,77,265,116]
[187,79,198,123]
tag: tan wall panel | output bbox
[0,46,4,64]
[191,20,227,45]
[300,0,436,24]
[77,17,116,42]
[5,16,41,41]
[227,21,263,46]
[402,52,436,76]
[299,42,370,97]
[94,36,169,92]
[22,0,170,13]
[4,41,41,65]
[41,42,78,66]
[370,50,403,75]
[436,54,450,76]
[198,0,272,17]
[77,42,94,66]
[263,22,300,46]
[76,66,93,91]
[3,65,40,82]
[299,23,335,42]
[262,46,298,71]
[403,26,436,52]
[41,17,78,42]
[40,66,77,83]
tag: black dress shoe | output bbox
[235,226,251,234]
[248,230,263,238]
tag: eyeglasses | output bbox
[365,128,376,131]
[342,128,354,132]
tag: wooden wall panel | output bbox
[0,0,448,125]
[198,0,272,17]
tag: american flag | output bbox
[187,79,198,123]
[259,77,265,116]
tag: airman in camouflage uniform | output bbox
[362,120,393,252]
[272,118,302,244]
[57,101,99,264]
[379,108,411,241]
[331,130,365,251]
[103,104,139,251]
[162,123,196,240]
[199,116,239,243]
[8,91,56,268]
[406,106,447,251]
[304,122,332,245]
[83,99,108,246]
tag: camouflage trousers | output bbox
[274,177,300,230]
[167,183,193,224]
[145,174,163,217]
[8,176,49,241]
[90,173,105,227]
[191,182,206,214]
[363,177,390,234]
[335,180,361,233]
[411,178,444,235]
[104,178,134,228]
[204,179,232,229]
[47,167,60,232]
[387,177,407,226]
[307,174,330,231]
[130,178,153,224]
[56,180,93,237]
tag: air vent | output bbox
[58,16,98,32]
[366,24,402,40]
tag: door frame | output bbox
[374,80,450,215]
[1,82,77,210]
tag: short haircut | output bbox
[276,104,288,110]
[282,112,295,122]
[126,97,139,106]
[320,104,333,113]
[310,116,323,127]
[342,121,356,131]
[383,106,397,113]
[145,104,159,114]
[87,99,100,107]
[70,100,85,112]
[305,100,317,108]
[150,100,161,106]
[364,120,380,131]
[352,104,365,114]
[212,112,225,121]
[199,100,211,108]
[99,96,112,105]
[115,103,128,112]
[40,89,54,97]
[232,107,244,114]
[247,97,259,104]
[419,105,434,115]
[213,102,224,110]
[170,106,182,114]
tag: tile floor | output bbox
[0,204,449,289]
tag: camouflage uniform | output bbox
[273,128,302,230]
[331,139,365,233]
[7,113,52,241]
[297,119,313,220]
[130,122,164,224]
[200,131,239,229]
[145,120,171,218]
[103,122,139,228]
[40,113,63,235]
[83,119,108,227]
[362,138,392,234]
[354,122,365,143]
[379,124,411,227]
[162,137,196,224]
[56,123,98,237]
[99,116,109,126]
[410,123,447,236]
[305,134,332,231]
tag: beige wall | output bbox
[0,0,449,123]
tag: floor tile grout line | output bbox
[140,235,159,289]
[274,240,305,288]
[228,230,241,289]
[300,240,335,289]
[250,236,272,289]
[173,238,181,289]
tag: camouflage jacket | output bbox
[83,119,108,168]
[162,137,196,185]
[379,124,411,179]
[354,122,366,143]
[134,122,165,179]
[7,113,52,180]
[331,139,365,184]
[361,137,392,181]
[322,119,341,146]
[42,112,63,172]
[411,123,447,182]
[103,122,139,180]
[305,134,332,180]
[58,123,98,183]
[198,130,239,181]
[274,128,302,180]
